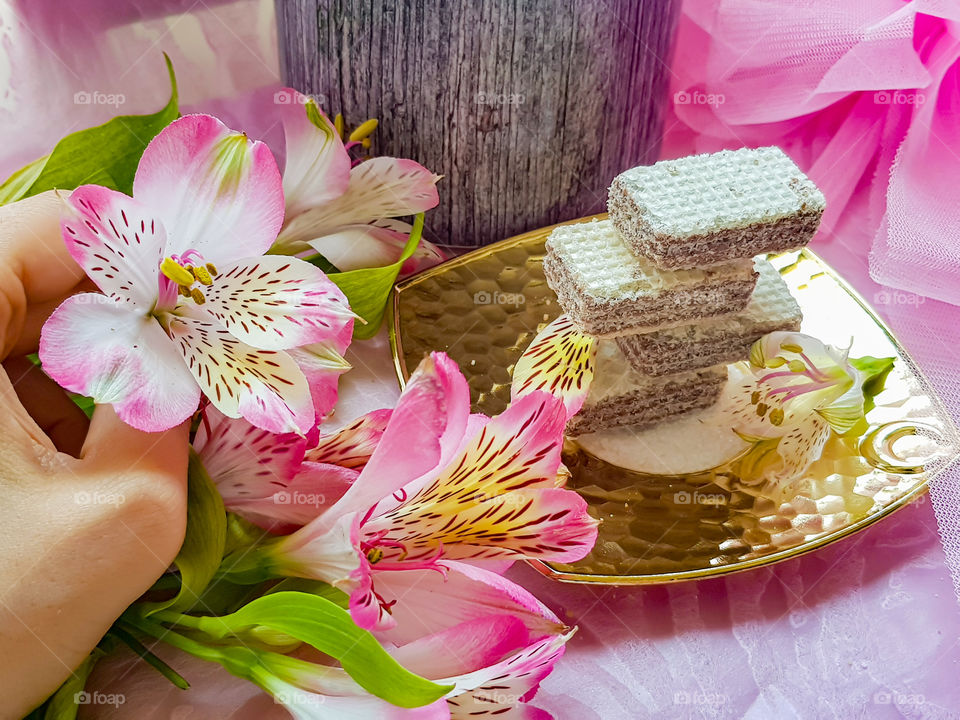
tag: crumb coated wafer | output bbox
[608,147,825,270]
[543,218,757,337]
[615,257,802,376]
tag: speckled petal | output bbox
[511,314,596,419]
[200,255,354,351]
[167,307,314,434]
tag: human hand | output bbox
[0,192,190,718]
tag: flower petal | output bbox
[306,408,393,468]
[259,674,445,720]
[193,406,305,504]
[133,114,284,264]
[200,255,354,351]
[229,463,359,532]
[511,315,597,420]
[167,307,314,434]
[305,222,447,278]
[276,90,351,217]
[390,615,533,680]
[816,368,866,433]
[60,185,165,307]
[273,512,363,589]
[774,416,832,482]
[39,294,198,431]
[366,392,598,564]
[372,561,565,645]
[443,633,569,720]
[287,340,352,422]
[279,157,440,246]
[327,352,471,522]
[372,485,597,565]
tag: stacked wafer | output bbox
[542,146,824,435]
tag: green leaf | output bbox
[41,649,105,720]
[0,155,48,205]
[164,591,451,707]
[327,213,424,339]
[107,626,189,690]
[265,577,351,609]
[144,449,226,615]
[850,355,896,415]
[304,252,341,274]
[224,511,270,556]
[0,54,178,205]
[839,355,896,437]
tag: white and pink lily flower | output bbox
[255,600,570,719]
[270,89,445,276]
[226,351,598,631]
[725,331,866,482]
[39,114,354,434]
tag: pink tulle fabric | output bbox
[665,1,960,606]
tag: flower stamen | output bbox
[160,257,195,287]
[158,253,219,309]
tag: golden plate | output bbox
[389,215,959,584]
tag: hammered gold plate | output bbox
[389,215,960,584]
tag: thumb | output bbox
[81,404,190,478]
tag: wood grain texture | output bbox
[276,0,679,246]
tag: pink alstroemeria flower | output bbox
[194,406,391,532]
[39,114,354,434]
[230,352,598,630]
[270,89,445,277]
[256,614,570,720]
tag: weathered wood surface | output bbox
[276,0,679,246]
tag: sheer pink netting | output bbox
[664,0,960,600]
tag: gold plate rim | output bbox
[388,214,958,585]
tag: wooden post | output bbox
[276,0,679,246]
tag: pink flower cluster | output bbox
[198,351,598,717]
[38,97,599,718]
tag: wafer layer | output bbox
[568,342,727,435]
[608,147,825,270]
[615,258,802,376]
[544,218,757,337]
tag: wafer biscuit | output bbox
[544,218,757,338]
[615,257,802,376]
[608,147,825,270]
[568,341,727,435]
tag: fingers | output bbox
[11,277,97,357]
[0,191,85,302]
[3,357,89,457]
[81,404,190,479]
[0,191,86,358]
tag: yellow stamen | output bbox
[160,257,195,287]
[178,285,191,297]
[788,359,806,373]
[756,402,768,417]
[769,408,784,426]
[361,137,372,149]
[781,343,803,353]
[765,356,787,368]
[334,113,345,139]
[366,547,383,564]
[192,265,213,286]
[190,288,206,305]
[205,262,218,276]
[349,118,379,142]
